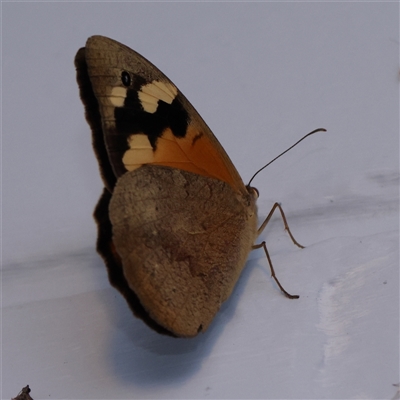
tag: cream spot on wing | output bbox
[153,81,178,100]
[109,86,127,107]
[122,134,154,171]
[141,81,177,103]
[137,92,158,113]
[138,81,178,113]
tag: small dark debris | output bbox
[12,385,34,400]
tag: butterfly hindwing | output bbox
[109,165,258,336]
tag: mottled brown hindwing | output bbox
[109,165,258,337]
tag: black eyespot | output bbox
[121,71,131,87]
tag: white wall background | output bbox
[2,2,399,399]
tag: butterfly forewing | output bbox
[83,36,246,194]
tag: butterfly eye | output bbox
[249,186,259,198]
[121,71,131,87]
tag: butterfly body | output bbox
[75,36,259,337]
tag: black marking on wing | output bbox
[115,86,189,149]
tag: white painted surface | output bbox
[2,3,399,399]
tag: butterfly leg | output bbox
[252,241,299,299]
[253,202,303,299]
[257,202,304,248]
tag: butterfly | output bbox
[75,36,314,338]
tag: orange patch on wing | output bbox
[122,127,244,193]
[153,127,243,192]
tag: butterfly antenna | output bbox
[247,128,326,187]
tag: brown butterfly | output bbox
[75,36,321,338]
